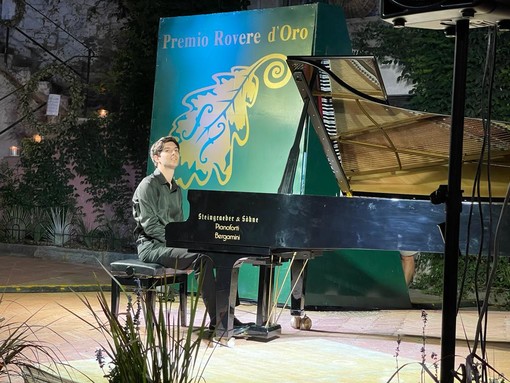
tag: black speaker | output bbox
[380,0,510,30]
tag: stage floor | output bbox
[2,255,510,382]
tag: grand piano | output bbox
[166,55,510,340]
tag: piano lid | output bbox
[287,55,510,198]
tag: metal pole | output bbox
[440,17,470,383]
[4,27,10,66]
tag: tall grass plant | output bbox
[0,295,86,382]
[68,275,211,383]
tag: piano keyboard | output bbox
[318,59,343,171]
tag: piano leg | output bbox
[244,261,281,339]
[256,263,274,326]
[290,259,306,316]
[214,263,239,339]
[290,258,312,330]
[214,255,282,340]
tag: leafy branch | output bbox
[352,21,510,120]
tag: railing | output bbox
[0,103,46,137]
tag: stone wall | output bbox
[3,0,122,64]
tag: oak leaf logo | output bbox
[170,53,292,188]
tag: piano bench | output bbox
[110,259,190,327]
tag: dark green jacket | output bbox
[132,168,183,244]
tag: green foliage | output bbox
[16,137,76,210]
[352,21,510,120]
[19,63,85,136]
[29,207,48,242]
[0,138,75,211]
[0,161,18,207]
[413,253,510,308]
[0,203,134,250]
[74,215,97,249]
[93,218,131,252]
[1,64,81,215]
[73,214,131,251]
[44,207,74,247]
[66,117,134,224]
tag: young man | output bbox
[132,136,217,328]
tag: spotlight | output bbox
[461,8,475,18]
[498,19,510,31]
[444,25,456,37]
[393,17,406,28]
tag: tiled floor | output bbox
[2,255,510,383]
[1,255,111,292]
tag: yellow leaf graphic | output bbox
[169,53,292,189]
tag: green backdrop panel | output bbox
[151,4,409,309]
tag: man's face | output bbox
[155,141,180,170]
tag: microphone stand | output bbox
[439,17,470,383]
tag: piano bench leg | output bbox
[110,273,189,328]
[111,278,121,316]
[178,274,188,327]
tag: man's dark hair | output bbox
[150,136,180,165]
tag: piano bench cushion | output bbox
[110,259,190,279]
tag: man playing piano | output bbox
[132,136,219,329]
[132,135,250,333]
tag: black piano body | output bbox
[166,190,507,337]
[166,55,509,340]
[165,188,505,339]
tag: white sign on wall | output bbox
[46,94,61,116]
